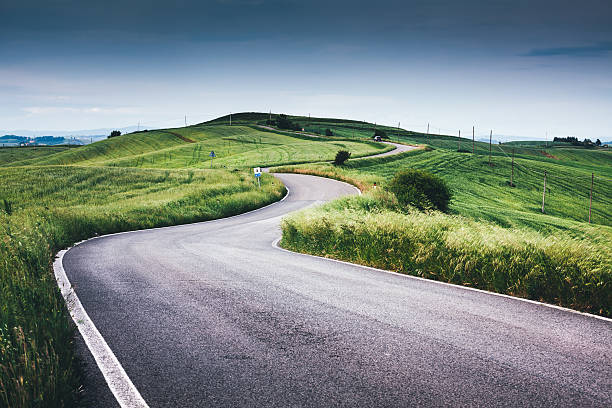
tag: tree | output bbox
[276,114,300,131]
[374,129,387,138]
[325,128,333,136]
[108,130,121,138]
[388,168,452,212]
[333,150,351,165]
[596,139,602,146]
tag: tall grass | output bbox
[281,192,611,317]
[0,166,285,407]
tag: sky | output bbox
[1,0,611,140]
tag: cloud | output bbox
[523,42,612,57]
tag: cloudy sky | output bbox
[1,0,611,140]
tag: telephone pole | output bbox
[458,130,461,151]
[229,112,232,126]
[489,130,492,166]
[589,173,594,223]
[184,115,187,127]
[472,126,475,154]
[541,170,547,213]
[426,123,429,143]
[397,122,400,142]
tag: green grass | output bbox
[275,123,611,317]
[0,146,75,166]
[281,191,611,317]
[6,125,387,169]
[0,165,284,407]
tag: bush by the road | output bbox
[333,150,351,166]
[388,168,452,212]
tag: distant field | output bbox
[4,125,388,169]
[0,145,74,166]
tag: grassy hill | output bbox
[3,124,389,169]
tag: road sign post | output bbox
[209,151,216,168]
[254,167,262,188]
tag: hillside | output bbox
[2,124,389,169]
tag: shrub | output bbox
[388,168,452,212]
[374,129,387,138]
[108,130,121,138]
[325,128,334,136]
[333,150,351,166]
[276,114,300,131]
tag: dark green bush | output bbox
[333,150,351,166]
[325,128,334,136]
[388,168,452,212]
[374,129,387,138]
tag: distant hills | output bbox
[0,135,84,146]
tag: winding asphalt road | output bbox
[63,169,611,406]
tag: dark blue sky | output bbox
[1,0,611,139]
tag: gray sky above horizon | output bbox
[1,0,611,140]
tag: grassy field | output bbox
[5,125,388,169]
[0,146,75,166]
[0,165,284,407]
[271,116,611,317]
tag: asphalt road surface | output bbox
[64,173,611,407]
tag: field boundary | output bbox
[271,238,612,323]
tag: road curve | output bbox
[63,173,611,407]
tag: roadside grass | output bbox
[280,191,611,317]
[0,165,284,407]
[276,135,611,317]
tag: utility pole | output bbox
[185,115,187,127]
[269,110,272,123]
[398,122,400,142]
[138,121,140,132]
[511,148,515,187]
[426,123,430,143]
[589,173,594,223]
[458,130,461,151]
[489,130,492,166]
[541,170,547,213]
[472,126,475,154]
[229,112,232,126]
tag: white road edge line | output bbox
[271,238,612,323]
[53,250,150,408]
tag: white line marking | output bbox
[271,238,612,323]
[53,250,150,408]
